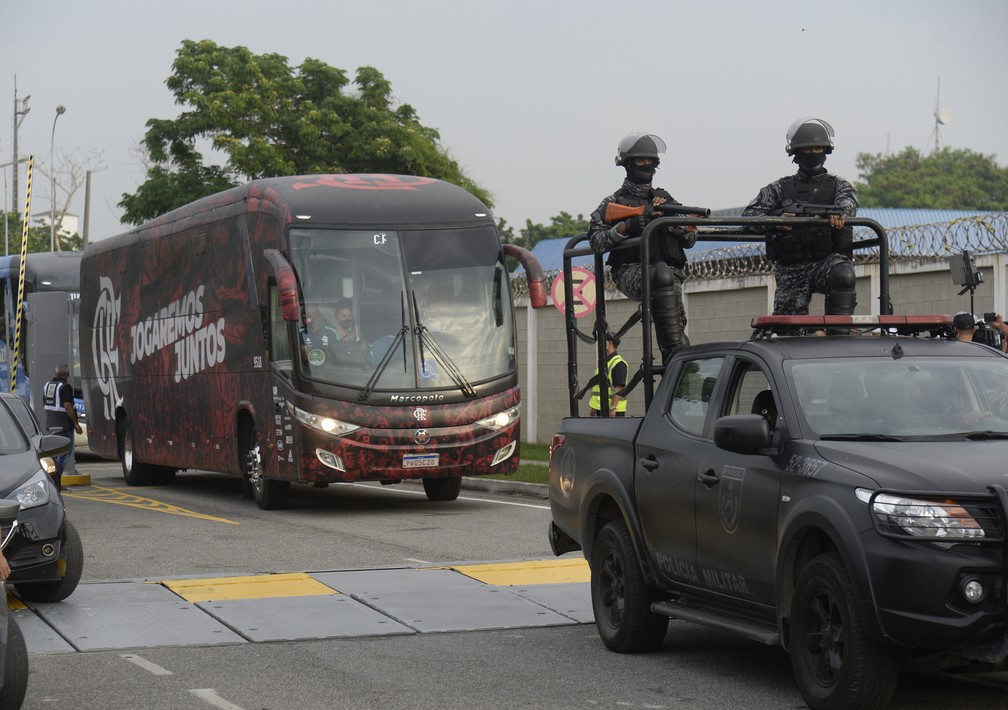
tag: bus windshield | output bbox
[289,226,516,392]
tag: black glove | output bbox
[621,216,646,238]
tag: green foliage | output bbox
[1,212,81,254]
[120,39,491,225]
[854,147,1008,210]
[505,211,590,251]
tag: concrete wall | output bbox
[515,253,1008,443]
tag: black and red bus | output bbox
[80,174,546,509]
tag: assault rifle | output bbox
[770,198,844,217]
[603,202,711,223]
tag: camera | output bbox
[973,321,1002,349]
[984,312,998,323]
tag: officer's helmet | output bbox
[785,118,835,155]
[615,133,667,166]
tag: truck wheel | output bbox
[240,429,289,511]
[118,418,159,486]
[789,552,899,710]
[590,520,668,653]
[0,615,28,710]
[14,519,84,603]
[422,476,461,501]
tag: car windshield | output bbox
[790,358,1008,438]
[0,401,31,454]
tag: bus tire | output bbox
[14,519,84,603]
[240,427,289,511]
[422,476,462,502]
[118,417,159,486]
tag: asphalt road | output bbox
[13,459,1007,710]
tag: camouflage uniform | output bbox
[588,179,696,356]
[743,170,858,315]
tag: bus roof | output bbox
[0,252,81,292]
[90,175,496,250]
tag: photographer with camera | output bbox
[953,311,1008,352]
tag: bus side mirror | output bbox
[263,249,302,322]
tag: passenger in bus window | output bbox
[301,305,340,365]
[332,299,359,342]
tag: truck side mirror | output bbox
[714,414,772,455]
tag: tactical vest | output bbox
[765,174,853,264]
[606,188,688,273]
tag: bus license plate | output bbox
[403,453,439,469]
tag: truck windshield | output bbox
[289,226,516,392]
[791,357,1008,438]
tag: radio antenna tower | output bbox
[928,76,952,153]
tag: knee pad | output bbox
[651,261,676,288]
[829,260,856,292]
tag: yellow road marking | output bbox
[161,572,337,602]
[450,558,590,586]
[62,485,238,525]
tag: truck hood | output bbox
[812,439,1008,493]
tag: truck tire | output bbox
[240,427,289,511]
[789,552,899,710]
[0,614,28,710]
[14,519,84,603]
[590,520,668,653]
[422,476,461,501]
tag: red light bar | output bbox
[752,315,953,328]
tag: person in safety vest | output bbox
[743,117,859,316]
[588,133,698,362]
[589,331,628,417]
[43,362,82,491]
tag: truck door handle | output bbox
[640,455,659,472]
[698,470,719,487]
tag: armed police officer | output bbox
[588,133,697,362]
[743,118,859,316]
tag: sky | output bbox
[2,0,1006,244]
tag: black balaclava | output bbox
[625,159,658,185]
[794,152,827,174]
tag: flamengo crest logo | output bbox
[92,276,121,422]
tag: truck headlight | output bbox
[477,405,520,431]
[10,470,52,511]
[289,404,360,436]
[857,489,985,540]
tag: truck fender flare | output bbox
[776,493,886,648]
[579,468,659,586]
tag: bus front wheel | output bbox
[240,428,289,511]
[422,476,461,502]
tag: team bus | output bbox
[0,252,87,452]
[79,174,547,509]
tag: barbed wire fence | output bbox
[509,213,1008,296]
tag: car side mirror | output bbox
[33,434,71,459]
[714,414,773,455]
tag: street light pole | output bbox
[50,105,66,252]
[11,82,30,219]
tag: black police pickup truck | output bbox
[547,218,1007,710]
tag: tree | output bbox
[120,40,490,224]
[1,211,79,254]
[854,147,1008,210]
[504,211,590,251]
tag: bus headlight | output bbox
[289,404,360,436]
[477,405,520,431]
[11,470,52,510]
